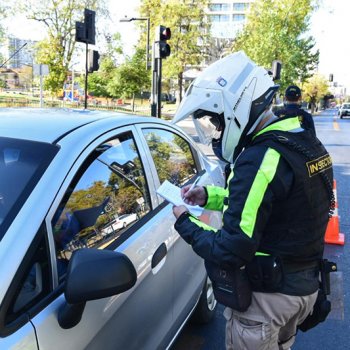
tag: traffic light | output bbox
[88,50,100,72]
[271,60,282,81]
[75,21,86,43]
[75,9,95,44]
[84,9,96,45]
[329,74,333,82]
[154,25,171,59]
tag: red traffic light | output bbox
[155,25,171,59]
[156,25,171,42]
[160,27,171,41]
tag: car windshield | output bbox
[0,137,59,239]
[343,104,350,109]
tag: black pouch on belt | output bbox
[298,289,331,332]
[204,260,252,312]
[246,255,284,292]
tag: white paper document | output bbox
[156,180,204,217]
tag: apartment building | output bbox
[207,1,254,38]
[1,37,37,69]
[183,1,254,81]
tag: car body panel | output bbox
[0,108,224,349]
[32,210,175,350]
[0,323,37,350]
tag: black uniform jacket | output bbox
[175,117,333,295]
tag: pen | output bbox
[188,175,201,193]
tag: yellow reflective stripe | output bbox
[255,251,270,256]
[253,117,301,139]
[189,215,218,232]
[227,169,234,182]
[205,185,228,211]
[240,148,280,237]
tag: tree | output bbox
[0,2,13,65]
[232,0,319,91]
[107,48,150,110]
[21,0,108,95]
[139,0,210,101]
[302,74,329,113]
[87,57,116,98]
[0,79,7,90]
[17,65,33,90]
[204,37,234,65]
[86,33,123,99]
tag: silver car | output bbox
[338,103,350,118]
[0,108,224,349]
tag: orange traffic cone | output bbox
[324,180,345,245]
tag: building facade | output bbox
[1,37,37,69]
[207,1,254,39]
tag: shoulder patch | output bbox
[306,154,332,177]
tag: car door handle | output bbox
[151,243,167,273]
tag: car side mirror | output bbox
[58,248,137,329]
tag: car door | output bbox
[136,124,222,331]
[10,126,175,350]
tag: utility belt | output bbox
[204,255,284,312]
[205,256,337,322]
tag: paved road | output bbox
[172,109,350,350]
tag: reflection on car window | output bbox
[142,128,197,186]
[51,132,151,283]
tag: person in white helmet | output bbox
[171,51,334,350]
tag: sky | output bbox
[308,0,350,92]
[3,0,350,92]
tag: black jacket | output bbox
[175,117,333,295]
[274,103,316,135]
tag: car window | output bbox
[342,104,350,109]
[51,132,151,283]
[2,226,51,330]
[142,128,198,186]
[0,137,59,240]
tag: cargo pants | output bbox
[224,291,318,350]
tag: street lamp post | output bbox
[119,17,150,70]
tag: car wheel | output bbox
[191,276,217,324]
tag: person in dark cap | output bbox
[275,85,316,135]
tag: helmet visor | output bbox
[193,114,224,145]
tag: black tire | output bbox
[191,276,217,324]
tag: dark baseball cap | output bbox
[285,85,301,100]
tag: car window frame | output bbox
[134,123,203,205]
[45,125,158,290]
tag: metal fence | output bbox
[0,96,153,117]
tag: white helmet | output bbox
[172,51,279,163]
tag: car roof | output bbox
[0,108,161,143]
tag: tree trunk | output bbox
[310,97,316,114]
